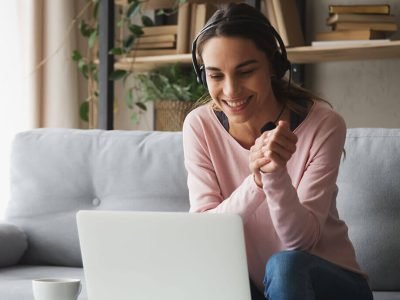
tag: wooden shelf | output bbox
[114,54,192,71]
[113,41,400,70]
[287,40,400,64]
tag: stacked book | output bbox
[131,25,178,57]
[314,4,398,45]
[189,3,218,45]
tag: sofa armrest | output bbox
[0,222,28,267]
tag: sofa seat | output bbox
[0,265,87,299]
[373,292,400,300]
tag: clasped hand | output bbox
[249,120,298,187]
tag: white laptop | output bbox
[77,210,251,300]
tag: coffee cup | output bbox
[32,278,81,300]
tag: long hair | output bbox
[192,3,326,116]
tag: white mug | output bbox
[32,278,81,300]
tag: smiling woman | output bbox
[182,3,373,300]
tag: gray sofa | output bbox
[0,128,399,300]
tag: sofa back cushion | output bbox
[6,129,189,267]
[337,128,400,291]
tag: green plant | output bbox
[124,63,206,122]
[130,63,205,100]
[71,0,187,127]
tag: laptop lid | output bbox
[77,211,251,300]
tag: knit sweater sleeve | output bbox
[261,110,346,250]
[182,109,265,222]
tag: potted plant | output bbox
[127,63,206,131]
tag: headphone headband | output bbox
[191,15,291,88]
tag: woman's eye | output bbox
[240,69,254,76]
[209,74,223,80]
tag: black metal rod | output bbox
[99,0,114,130]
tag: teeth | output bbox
[226,99,248,107]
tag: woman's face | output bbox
[201,36,275,127]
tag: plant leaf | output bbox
[88,30,98,49]
[124,88,133,109]
[117,18,124,28]
[72,50,82,62]
[123,35,135,50]
[87,62,97,74]
[79,101,89,122]
[79,20,93,38]
[108,47,125,55]
[156,9,165,16]
[130,113,139,124]
[141,15,154,26]
[78,60,89,79]
[109,70,127,80]
[128,24,144,37]
[93,1,99,19]
[135,102,147,111]
[127,1,140,19]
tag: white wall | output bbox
[304,0,400,128]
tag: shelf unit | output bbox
[288,40,400,63]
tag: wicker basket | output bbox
[154,100,194,131]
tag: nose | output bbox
[223,76,240,98]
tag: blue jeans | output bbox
[261,250,373,300]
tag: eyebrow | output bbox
[205,59,258,71]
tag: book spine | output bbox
[334,22,399,32]
[328,5,390,15]
[272,0,304,47]
[263,0,279,32]
[189,3,198,44]
[142,25,178,36]
[129,49,177,57]
[176,2,190,54]
[327,14,396,25]
[136,34,176,44]
[315,29,386,41]
[133,42,176,50]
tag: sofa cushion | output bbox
[5,129,190,267]
[0,222,27,267]
[337,128,400,291]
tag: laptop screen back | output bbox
[77,211,251,300]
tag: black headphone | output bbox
[191,16,291,89]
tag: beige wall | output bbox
[304,0,400,128]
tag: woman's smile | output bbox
[223,96,252,112]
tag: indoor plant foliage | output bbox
[72,0,187,127]
[127,63,207,129]
[72,0,155,127]
[128,63,205,104]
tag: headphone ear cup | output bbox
[273,52,291,79]
[200,66,208,89]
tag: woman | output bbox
[182,3,373,300]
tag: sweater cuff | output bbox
[261,168,295,208]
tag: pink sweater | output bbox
[182,100,363,290]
